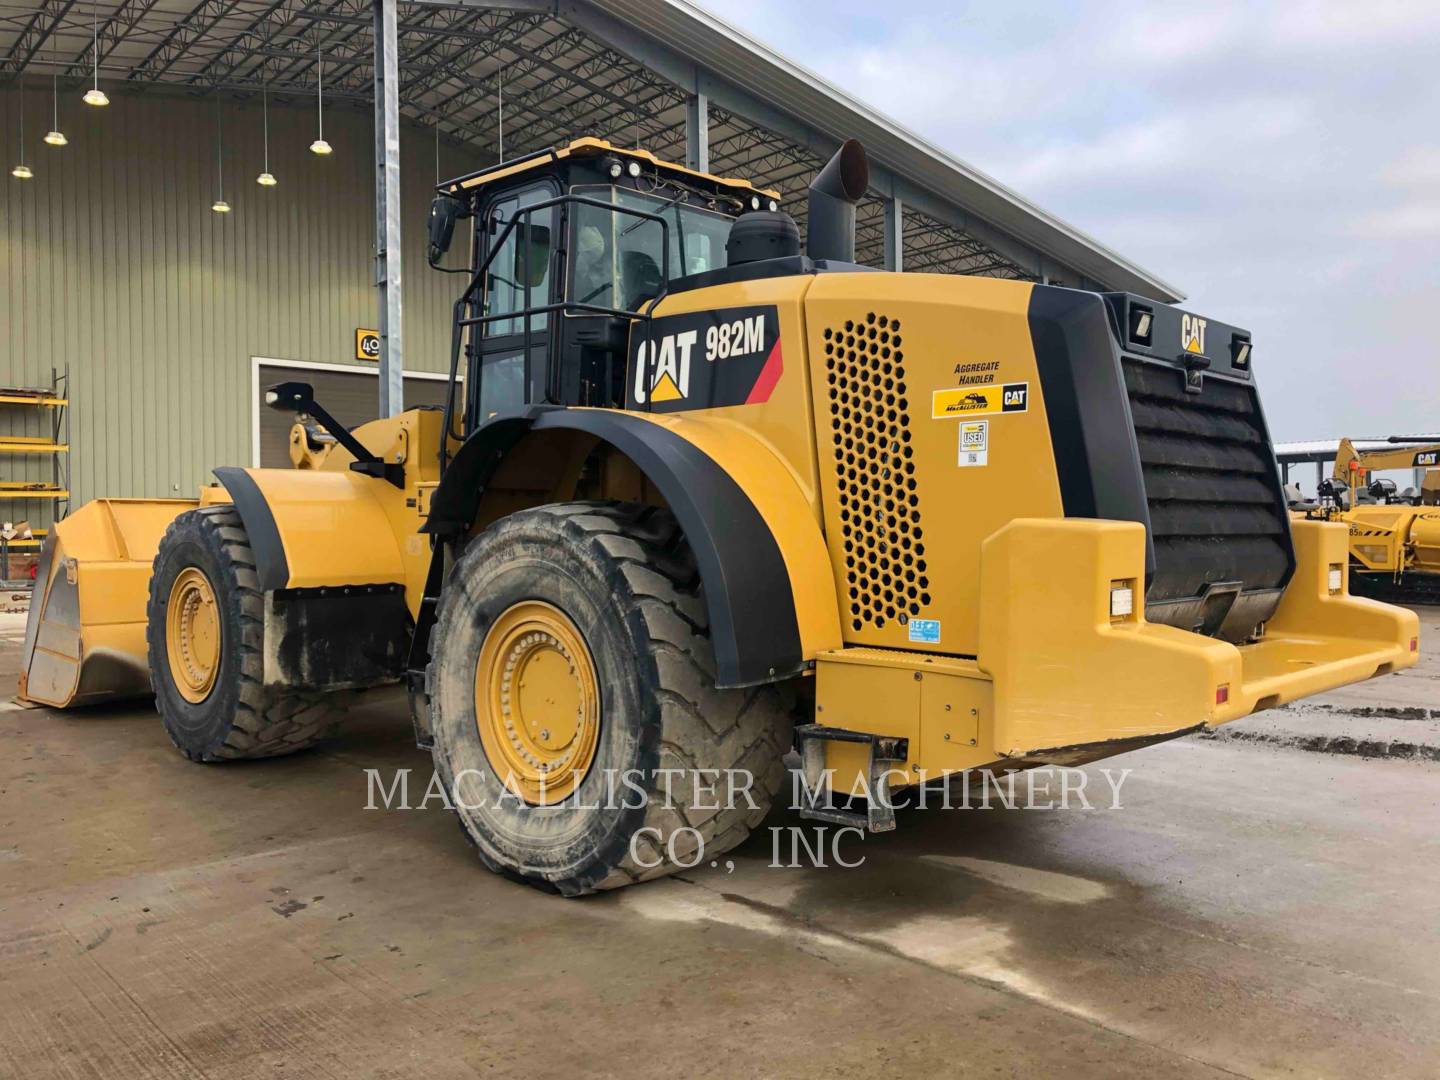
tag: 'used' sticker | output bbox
[959,420,989,467]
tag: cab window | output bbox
[484,185,554,336]
[569,187,733,312]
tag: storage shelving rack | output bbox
[1,366,69,589]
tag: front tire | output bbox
[146,506,345,761]
[428,502,793,895]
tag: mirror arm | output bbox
[265,382,404,487]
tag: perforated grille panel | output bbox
[822,313,931,632]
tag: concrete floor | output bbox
[2,609,1438,1079]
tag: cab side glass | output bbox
[484,187,554,337]
[571,201,618,309]
[512,221,551,290]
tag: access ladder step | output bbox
[794,724,910,833]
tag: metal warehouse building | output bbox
[0,0,1179,552]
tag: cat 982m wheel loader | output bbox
[19,138,1420,894]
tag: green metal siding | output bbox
[1,88,478,527]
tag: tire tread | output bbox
[146,505,343,762]
[430,500,791,894]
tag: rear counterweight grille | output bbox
[1123,359,1291,603]
[823,313,931,632]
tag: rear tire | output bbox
[146,506,345,761]
[427,501,793,896]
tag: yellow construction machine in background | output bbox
[1301,437,1440,601]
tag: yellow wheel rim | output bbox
[475,601,600,805]
[166,567,222,703]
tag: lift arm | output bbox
[1333,438,1440,504]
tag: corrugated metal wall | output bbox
[1,87,479,528]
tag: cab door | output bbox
[468,180,560,427]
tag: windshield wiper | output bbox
[621,189,687,236]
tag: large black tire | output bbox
[146,506,345,761]
[428,502,793,896]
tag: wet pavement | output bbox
[1,610,1438,1078]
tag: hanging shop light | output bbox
[44,74,67,146]
[82,0,109,107]
[211,99,230,213]
[309,44,332,155]
[256,83,276,185]
[12,81,33,179]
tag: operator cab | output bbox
[427,138,781,429]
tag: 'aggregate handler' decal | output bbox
[953,360,1002,386]
[627,305,782,412]
[931,382,1028,419]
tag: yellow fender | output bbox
[212,409,445,616]
[426,408,842,687]
[627,411,843,668]
[213,467,410,592]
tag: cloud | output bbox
[717,0,1440,442]
[1353,201,1440,239]
[1381,146,1440,187]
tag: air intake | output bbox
[726,210,801,265]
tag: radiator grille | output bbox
[823,313,930,631]
[1123,358,1291,602]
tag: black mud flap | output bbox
[265,584,411,692]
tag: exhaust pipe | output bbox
[807,139,869,263]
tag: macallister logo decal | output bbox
[627,305,782,412]
[931,382,1028,419]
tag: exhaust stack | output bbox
[806,139,869,263]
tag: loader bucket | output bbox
[18,499,197,708]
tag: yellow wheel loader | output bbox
[19,138,1420,894]
[1301,437,1440,602]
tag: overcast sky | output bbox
[720,0,1440,442]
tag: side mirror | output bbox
[265,381,315,413]
[428,195,463,266]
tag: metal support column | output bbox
[684,91,709,173]
[883,196,903,272]
[373,0,404,417]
